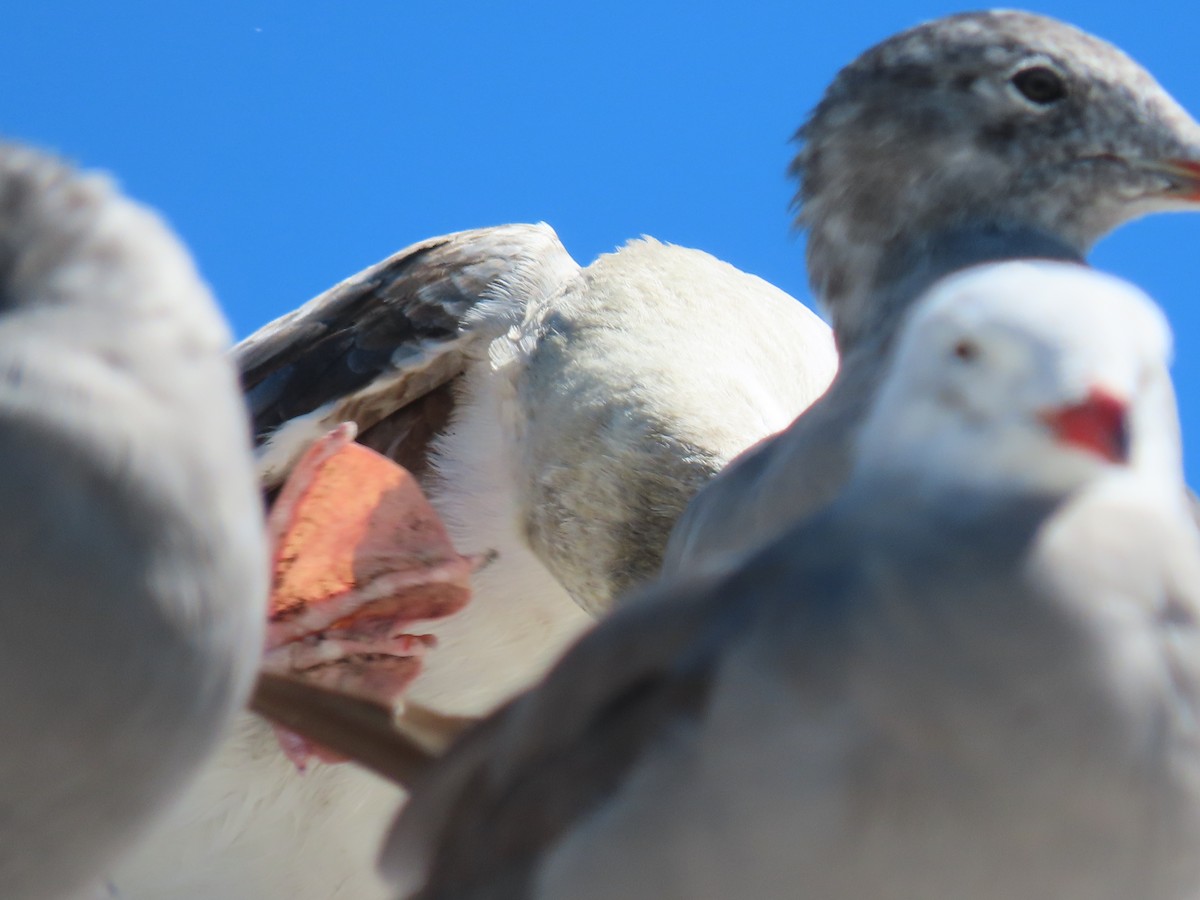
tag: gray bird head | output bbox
[795,11,1200,345]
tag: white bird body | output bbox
[246,226,835,714]
[409,235,833,713]
[404,359,590,716]
[107,226,835,896]
[387,262,1200,900]
[0,146,267,899]
[538,489,1200,900]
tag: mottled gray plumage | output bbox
[382,262,1200,900]
[664,9,1200,575]
[0,146,267,898]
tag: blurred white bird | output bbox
[375,261,1200,900]
[0,145,268,899]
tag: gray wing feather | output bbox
[383,570,742,898]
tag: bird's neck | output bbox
[817,222,1086,354]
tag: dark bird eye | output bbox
[952,339,979,362]
[1011,66,1068,105]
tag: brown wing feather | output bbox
[236,223,577,486]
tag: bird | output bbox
[113,10,1200,899]
[107,228,833,900]
[0,144,268,900]
[663,9,1200,576]
[240,225,837,715]
[370,260,1200,900]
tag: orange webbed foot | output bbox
[261,424,491,769]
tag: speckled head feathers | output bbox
[793,11,1200,341]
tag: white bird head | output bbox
[855,260,1180,498]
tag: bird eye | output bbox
[1010,65,1068,105]
[952,339,979,362]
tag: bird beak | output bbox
[1038,387,1130,464]
[1128,158,1200,201]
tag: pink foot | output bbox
[261,424,491,769]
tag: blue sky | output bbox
[2,2,1198,473]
